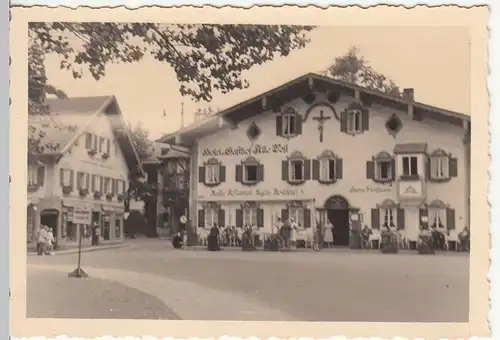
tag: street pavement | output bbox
[27,238,470,322]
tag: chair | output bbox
[369,230,381,249]
[397,230,407,249]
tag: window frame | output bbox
[290,159,305,182]
[204,158,221,185]
[28,166,38,185]
[282,112,297,137]
[318,150,337,183]
[373,151,394,183]
[243,206,258,227]
[204,203,219,228]
[429,149,451,181]
[346,108,363,134]
[401,155,419,178]
[62,169,71,187]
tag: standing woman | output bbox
[290,218,297,249]
[324,219,334,248]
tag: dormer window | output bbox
[340,102,369,135]
[282,151,310,185]
[199,158,226,187]
[236,156,264,186]
[402,156,419,177]
[276,107,303,139]
[393,143,427,181]
[313,150,343,184]
[428,149,458,182]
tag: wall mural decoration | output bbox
[246,121,262,141]
[385,113,403,138]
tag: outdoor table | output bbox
[381,232,398,253]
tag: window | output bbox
[62,169,71,186]
[290,160,304,181]
[28,166,38,185]
[346,109,362,133]
[77,172,88,189]
[243,206,258,227]
[375,160,392,181]
[91,175,98,192]
[99,137,105,153]
[319,158,336,181]
[429,209,446,229]
[85,133,93,150]
[282,113,297,136]
[289,207,305,227]
[243,164,258,183]
[204,206,218,228]
[104,177,112,193]
[402,156,419,177]
[381,208,396,227]
[205,163,220,184]
[430,157,449,179]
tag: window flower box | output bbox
[106,193,114,201]
[79,188,89,197]
[87,149,97,156]
[117,194,124,202]
[94,191,103,199]
[62,185,72,194]
[27,183,39,192]
[101,152,110,160]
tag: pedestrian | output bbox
[37,225,47,255]
[45,226,55,255]
[207,223,220,251]
[290,218,297,249]
[324,219,334,247]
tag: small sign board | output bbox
[73,206,91,224]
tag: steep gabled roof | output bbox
[157,72,470,145]
[31,96,144,177]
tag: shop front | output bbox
[61,198,93,246]
[101,203,125,242]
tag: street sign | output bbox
[73,206,91,224]
[180,215,187,224]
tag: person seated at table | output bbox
[172,231,183,249]
[207,223,220,251]
[418,225,434,254]
[360,225,372,249]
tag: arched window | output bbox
[200,201,220,228]
[373,151,394,182]
[199,158,225,186]
[284,151,308,184]
[313,150,342,183]
[236,156,263,185]
[276,106,302,138]
[378,199,398,228]
[340,102,369,135]
[428,199,448,229]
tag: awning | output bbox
[393,143,427,154]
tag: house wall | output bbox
[193,91,469,243]
[33,113,131,246]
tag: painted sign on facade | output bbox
[199,187,305,200]
[348,186,392,193]
[398,180,424,199]
[201,143,288,157]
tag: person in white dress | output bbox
[324,219,334,247]
[290,218,298,249]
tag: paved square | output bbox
[27,239,469,322]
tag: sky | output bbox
[44,25,471,140]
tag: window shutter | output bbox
[361,108,370,131]
[397,208,405,229]
[76,172,82,190]
[257,164,264,182]
[335,158,343,179]
[340,110,347,132]
[391,158,396,180]
[85,133,92,149]
[106,139,111,154]
[219,165,226,183]
[281,209,289,222]
[276,115,283,136]
[122,180,126,193]
[366,161,374,179]
[426,157,432,179]
[257,208,264,228]
[303,159,311,180]
[37,166,45,186]
[198,209,205,227]
[99,176,104,192]
[295,114,303,135]
[446,208,456,230]
[91,175,96,191]
[86,173,90,190]
[198,166,205,183]
[303,209,311,228]
[281,160,289,181]
[68,170,74,190]
[371,208,380,229]
[449,157,458,177]
[218,209,225,227]
[419,208,429,229]
[112,179,116,194]
[235,209,243,227]
[60,168,65,187]
[93,135,98,150]
[312,159,320,180]
[235,165,243,183]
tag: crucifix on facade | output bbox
[313,110,331,142]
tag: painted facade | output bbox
[27,96,143,248]
[160,74,471,247]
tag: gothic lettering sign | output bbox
[349,186,392,193]
[199,187,305,200]
[73,205,92,224]
[201,143,288,157]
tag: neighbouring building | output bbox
[143,142,190,237]
[157,73,471,246]
[27,95,144,249]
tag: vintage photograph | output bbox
[23,16,476,327]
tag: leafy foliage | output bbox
[126,122,154,161]
[29,22,314,102]
[324,47,402,97]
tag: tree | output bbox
[126,122,154,161]
[29,23,314,102]
[323,47,402,97]
[194,106,220,120]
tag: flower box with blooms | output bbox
[94,191,103,199]
[87,149,97,156]
[62,185,72,194]
[106,193,114,201]
[101,152,110,160]
[27,183,39,192]
[117,194,124,202]
[79,188,89,197]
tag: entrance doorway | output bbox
[324,195,350,246]
[40,209,59,246]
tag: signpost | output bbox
[68,226,88,278]
[68,204,91,279]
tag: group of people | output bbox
[36,225,55,256]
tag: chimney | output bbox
[403,88,414,101]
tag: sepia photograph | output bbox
[10,5,489,339]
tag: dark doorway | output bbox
[40,211,59,236]
[324,195,351,246]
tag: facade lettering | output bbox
[349,186,392,193]
[207,187,304,198]
[201,143,288,157]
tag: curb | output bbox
[27,244,128,256]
